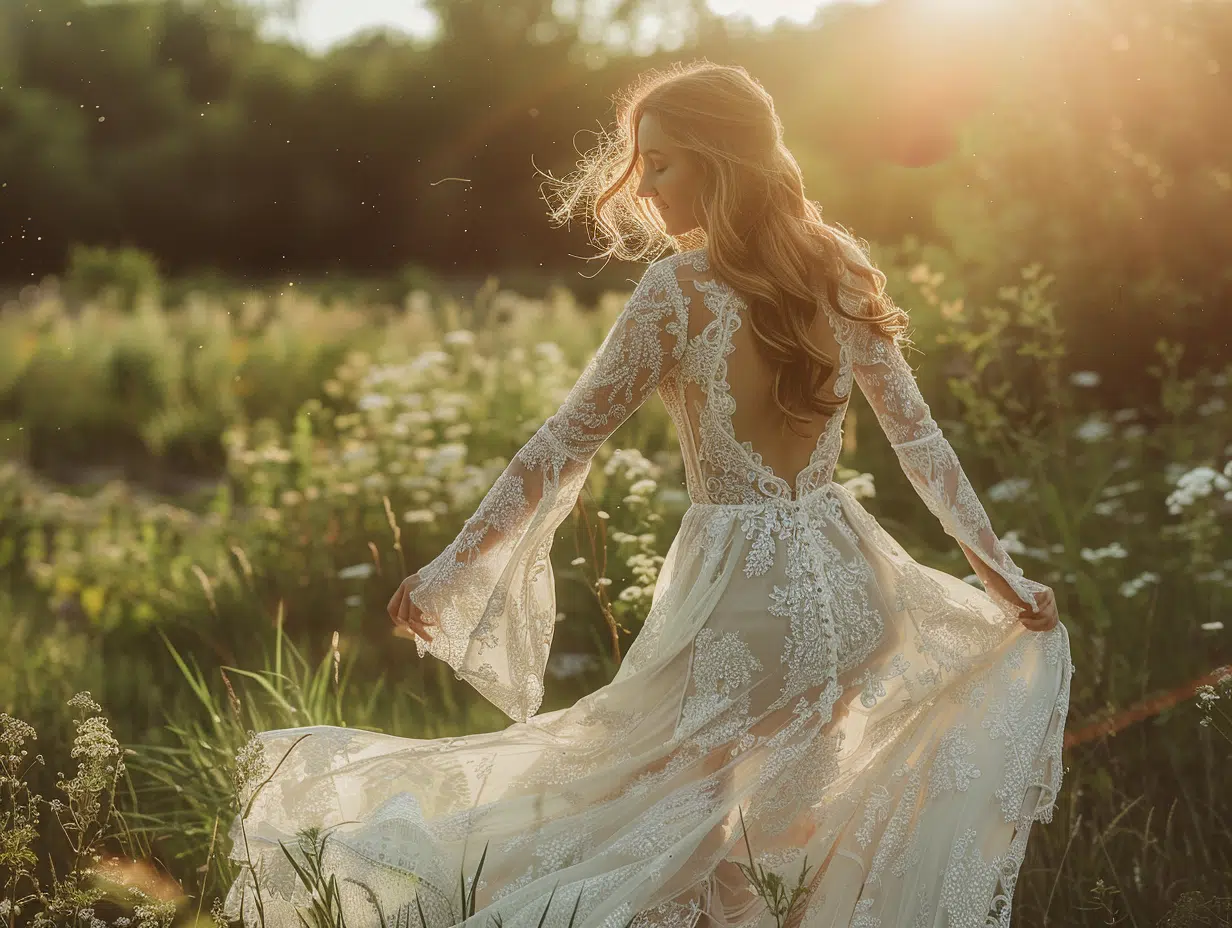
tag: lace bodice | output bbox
[658,249,849,506]
[407,244,1047,722]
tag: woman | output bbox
[225,61,1071,928]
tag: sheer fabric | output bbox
[224,240,1073,928]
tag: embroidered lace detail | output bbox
[406,254,692,722]
[829,259,1049,620]
[223,241,1073,928]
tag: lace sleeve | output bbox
[835,275,1047,619]
[405,258,690,723]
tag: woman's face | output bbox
[634,110,705,236]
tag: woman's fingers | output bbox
[388,576,434,642]
[1019,587,1058,631]
[387,584,405,623]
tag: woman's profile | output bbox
[224,59,1071,928]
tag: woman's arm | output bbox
[398,256,691,722]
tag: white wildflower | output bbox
[1069,370,1101,387]
[1118,571,1159,598]
[443,329,476,347]
[1122,424,1147,440]
[358,393,392,411]
[1080,542,1129,563]
[337,563,374,580]
[409,350,450,375]
[840,472,876,500]
[998,530,1027,555]
[1198,396,1226,416]
[533,342,565,364]
[1074,416,1113,443]
[1166,464,1232,514]
[546,652,599,680]
[1101,480,1144,498]
[1201,621,1224,631]
[988,477,1031,503]
[1112,408,1139,423]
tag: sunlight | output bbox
[706,0,867,29]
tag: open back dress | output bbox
[224,233,1074,928]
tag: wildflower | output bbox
[546,652,598,680]
[337,563,374,580]
[1,712,37,751]
[1074,416,1113,442]
[68,692,104,716]
[1080,542,1128,563]
[232,732,272,797]
[402,509,436,524]
[1201,621,1224,631]
[998,530,1027,555]
[532,342,564,364]
[1198,396,1227,416]
[1118,571,1160,598]
[988,477,1031,503]
[1069,370,1101,387]
[619,586,644,602]
[444,329,476,347]
[358,393,392,411]
[604,448,659,480]
[1165,464,1232,514]
[840,472,876,500]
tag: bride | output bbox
[225,61,1072,928]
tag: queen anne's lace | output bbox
[224,242,1073,928]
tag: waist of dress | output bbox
[687,482,840,512]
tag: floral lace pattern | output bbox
[224,242,1073,928]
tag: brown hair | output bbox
[542,59,912,438]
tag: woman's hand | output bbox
[1019,585,1059,632]
[387,572,437,643]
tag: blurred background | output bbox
[1,0,1230,924]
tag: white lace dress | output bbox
[223,242,1074,928]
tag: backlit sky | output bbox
[261,0,855,52]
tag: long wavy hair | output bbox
[543,59,912,439]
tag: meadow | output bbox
[1,246,1230,927]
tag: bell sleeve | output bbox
[404,257,691,723]
[835,270,1049,619]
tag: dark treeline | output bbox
[0,0,1229,376]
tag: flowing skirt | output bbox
[223,482,1073,928]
